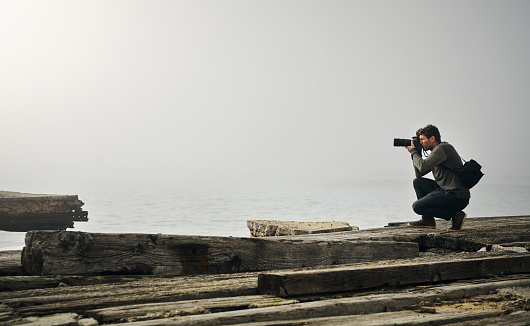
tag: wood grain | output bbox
[21,231,419,276]
[258,254,530,296]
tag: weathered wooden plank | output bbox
[4,270,530,324]
[445,311,530,326]
[92,277,530,325]
[0,303,18,324]
[0,191,88,231]
[0,212,88,231]
[87,295,299,324]
[258,254,530,297]
[0,191,85,215]
[0,275,153,292]
[247,220,357,237]
[10,312,84,326]
[0,276,68,292]
[21,231,418,276]
[3,217,530,325]
[0,273,259,317]
[106,277,530,325]
[110,279,528,326]
[96,294,438,325]
[314,216,530,252]
[230,310,501,326]
[0,250,24,276]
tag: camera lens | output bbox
[393,138,412,147]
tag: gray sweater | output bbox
[411,142,470,198]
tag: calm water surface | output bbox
[1,176,529,250]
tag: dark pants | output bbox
[412,177,469,221]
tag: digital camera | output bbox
[394,136,421,151]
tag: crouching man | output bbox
[405,124,469,231]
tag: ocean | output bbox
[1,175,529,251]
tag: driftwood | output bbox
[247,220,357,237]
[19,216,530,276]
[0,191,88,231]
[2,216,530,325]
[21,231,419,276]
[2,245,530,324]
[324,215,530,252]
[0,273,259,318]
[2,267,530,325]
[258,253,530,297]
[111,309,500,326]
[0,274,160,292]
[167,311,524,326]
[0,251,24,276]
[5,312,89,326]
[99,277,530,326]
[87,295,299,324]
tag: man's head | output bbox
[416,124,441,151]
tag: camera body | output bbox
[394,136,422,152]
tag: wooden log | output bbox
[345,216,530,252]
[90,277,530,325]
[0,191,85,215]
[203,311,502,326]
[87,295,299,324]
[0,275,153,292]
[3,268,530,325]
[112,310,501,326]
[105,287,500,326]
[10,312,90,326]
[451,311,530,326]
[258,253,530,297]
[21,231,419,276]
[106,277,530,325]
[0,191,88,232]
[0,250,24,276]
[0,276,68,292]
[247,220,357,237]
[1,273,259,317]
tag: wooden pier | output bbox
[1,216,530,325]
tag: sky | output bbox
[1,0,529,188]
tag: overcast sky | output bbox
[1,1,529,187]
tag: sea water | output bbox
[1,175,529,250]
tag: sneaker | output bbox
[407,219,436,228]
[448,211,467,231]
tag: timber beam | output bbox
[21,231,419,276]
[258,253,530,297]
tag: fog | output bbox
[1,1,529,190]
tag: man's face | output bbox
[419,134,437,150]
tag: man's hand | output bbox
[406,140,415,152]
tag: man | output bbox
[405,124,469,231]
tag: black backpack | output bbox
[440,159,484,189]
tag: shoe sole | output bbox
[447,213,467,231]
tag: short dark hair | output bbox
[416,124,441,143]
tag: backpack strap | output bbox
[439,163,461,175]
[439,155,466,175]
